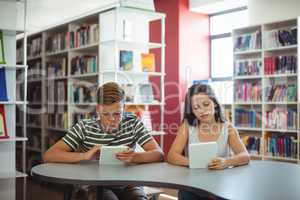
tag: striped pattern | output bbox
[62,114,153,152]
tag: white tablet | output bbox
[188,142,218,169]
[99,145,129,165]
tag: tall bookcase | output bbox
[233,17,299,163]
[0,0,28,199]
[16,5,166,171]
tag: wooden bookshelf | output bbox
[233,17,299,163]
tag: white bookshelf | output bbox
[233,17,299,163]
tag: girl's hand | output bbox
[208,157,228,170]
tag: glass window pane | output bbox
[210,80,233,104]
[210,10,248,35]
[211,37,233,78]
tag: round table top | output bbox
[31,160,300,200]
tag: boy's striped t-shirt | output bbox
[62,114,153,151]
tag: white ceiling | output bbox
[189,0,248,14]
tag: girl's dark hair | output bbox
[184,83,226,126]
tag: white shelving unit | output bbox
[233,17,299,163]
[16,4,166,172]
[0,0,28,199]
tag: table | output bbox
[31,160,300,200]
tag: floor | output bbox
[16,178,178,200]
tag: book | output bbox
[0,105,8,138]
[0,68,8,101]
[119,50,133,71]
[141,53,155,72]
[189,142,217,169]
[0,31,5,64]
[136,83,154,103]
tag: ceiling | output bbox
[189,0,248,14]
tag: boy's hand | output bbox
[82,145,101,161]
[115,149,136,163]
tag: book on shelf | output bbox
[28,37,42,58]
[69,23,99,48]
[47,57,67,78]
[0,30,5,64]
[264,133,297,158]
[136,83,154,103]
[241,135,260,155]
[264,55,297,75]
[234,108,262,128]
[27,134,41,149]
[264,82,297,102]
[234,31,262,52]
[119,50,133,71]
[265,107,297,130]
[264,26,297,48]
[47,112,68,130]
[71,55,97,75]
[71,82,97,103]
[0,68,8,101]
[234,59,261,76]
[46,31,68,53]
[235,81,262,102]
[125,105,152,131]
[47,81,67,103]
[121,83,136,103]
[0,105,8,138]
[28,60,42,80]
[141,53,155,72]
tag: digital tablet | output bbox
[188,142,217,169]
[99,145,129,165]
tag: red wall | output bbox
[152,0,209,153]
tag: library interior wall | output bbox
[153,0,209,153]
[248,0,300,25]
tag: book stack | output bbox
[70,55,97,75]
[265,108,297,130]
[28,37,42,58]
[235,59,261,76]
[264,83,297,102]
[241,135,260,155]
[264,134,297,158]
[235,81,262,102]
[234,108,262,128]
[234,31,262,52]
[71,82,97,103]
[46,32,68,53]
[264,27,297,48]
[264,55,297,75]
[69,24,99,48]
[47,57,67,78]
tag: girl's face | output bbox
[191,93,216,123]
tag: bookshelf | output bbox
[233,17,299,162]
[16,5,166,172]
[0,0,28,199]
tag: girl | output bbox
[167,83,250,200]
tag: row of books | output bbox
[69,24,99,48]
[71,55,97,75]
[28,61,42,81]
[27,134,41,149]
[70,83,97,103]
[241,135,260,155]
[46,32,68,54]
[265,108,297,130]
[235,81,262,102]
[27,114,42,127]
[234,31,262,52]
[234,60,261,76]
[264,27,297,48]
[0,105,8,138]
[0,68,8,101]
[47,57,67,78]
[264,55,297,75]
[234,108,262,128]
[265,134,297,158]
[120,50,155,72]
[47,112,68,130]
[264,83,297,102]
[72,112,96,126]
[28,84,42,103]
[28,37,42,58]
[47,81,67,103]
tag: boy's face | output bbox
[96,102,124,132]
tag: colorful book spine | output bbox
[46,31,68,53]
[71,82,97,103]
[264,82,297,102]
[69,23,99,48]
[71,55,97,75]
[235,59,261,76]
[241,135,260,155]
[235,81,262,102]
[265,108,297,130]
[0,105,8,138]
[0,68,8,101]
[265,134,297,158]
[264,26,297,48]
[264,55,297,75]
[28,37,42,58]
[234,31,262,52]
[47,57,67,78]
[234,108,262,128]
